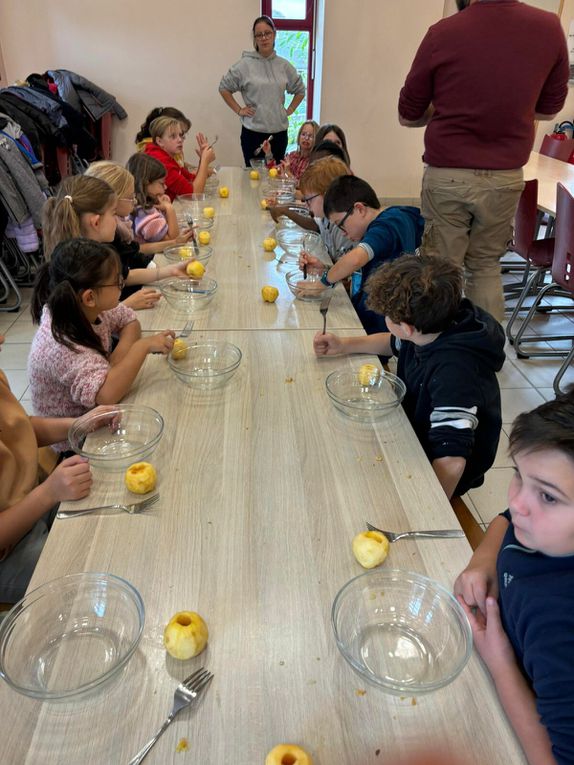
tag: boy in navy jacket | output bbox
[455,390,574,765]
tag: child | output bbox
[302,174,424,334]
[268,156,353,262]
[143,115,215,200]
[126,153,193,252]
[28,239,175,437]
[263,120,319,181]
[0,331,93,602]
[314,253,505,499]
[87,159,192,257]
[42,175,192,311]
[454,391,574,765]
[135,106,191,159]
[315,123,351,167]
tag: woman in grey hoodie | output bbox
[219,15,305,167]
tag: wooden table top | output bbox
[0,171,526,764]
[524,150,574,215]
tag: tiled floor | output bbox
[2,278,574,532]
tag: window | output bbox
[262,0,317,149]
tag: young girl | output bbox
[86,159,192,257]
[42,175,192,311]
[28,238,174,438]
[268,156,353,262]
[315,123,351,167]
[135,106,192,160]
[126,153,193,251]
[143,115,215,200]
[263,120,319,181]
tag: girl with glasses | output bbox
[29,239,175,435]
[263,120,319,182]
[219,15,306,167]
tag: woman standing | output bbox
[219,15,305,167]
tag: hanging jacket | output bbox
[48,69,127,121]
[5,217,40,253]
[0,134,47,226]
[0,92,62,147]
[6,86,67,129]
[0,113,49,191]
[0,161,29,224]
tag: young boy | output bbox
[313,253,505,499]
[303,174,424,334]
[268,156,353,262]
[455,391,574,765]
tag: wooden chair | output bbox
[451,496,484,551]
[513,183,574,368]
[505,179,555,343]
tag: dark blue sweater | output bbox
[498,512,574,764]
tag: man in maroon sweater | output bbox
[398,0,568,321]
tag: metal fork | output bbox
[254,134,273,156]
[319,292,333,335]
[208,134,219,150]
[178,320,195,338]
[365,521,465,543]
[56,493,159,519]
[127,668,214,765]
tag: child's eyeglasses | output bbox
[99,275,126,290]
[254,31,273,39]
[120,195,137,204]
[335,204,356,233]
[303,193,320,205]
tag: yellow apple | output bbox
[178,246,191,260]
[265,744,313,765]
[268,167,279,179]
[171,338,188,360]
[125,462,157,495]
[198,230,211,245]
[263,237,277,252]
[186,260,205,279]
[203,206,215,219]
[219,186,229,198]
[260,199,269,210]
[358,363,381,386]
[249,170,260,180]
[261,285,279,303]
[352,530,389,569]
[163,611,208,660]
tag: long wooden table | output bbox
[0,169,526,764]
[524,150,574,215]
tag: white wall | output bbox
[0,0,570,199]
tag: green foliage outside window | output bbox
[276,30,310,150]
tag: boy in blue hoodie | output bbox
[300,175,424,334]
[314,253,505,499]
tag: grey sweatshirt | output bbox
[219,50,305,134]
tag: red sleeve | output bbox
[535,19,569,115]
[398,29,435,121]
[163,158,196,201]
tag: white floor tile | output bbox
[538,387,557,401]
[3,322,37,344]
[496,359,530,388]
[500,387,545,425]
[0,343,30,370]
[467,468,514,524]
[493,428,512,469]
[461,492,482,526]
[515,356,574,389]
[4,370,29,399]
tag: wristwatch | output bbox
[320,268,333,287]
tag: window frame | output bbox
[261,0,316,118]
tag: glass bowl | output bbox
[157,277,217,314]
[168,340,242,389]
[163,244,213,264]
[249,158,267,174]
[261,182,296,205]
[68,404,164,470]
[325,368,406,421]
[0,572,145,700]
[173,193,214,229]
[332,569,472,695]
[285,270,333,301]
[276,228,327,263]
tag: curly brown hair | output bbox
[365,253,463,333]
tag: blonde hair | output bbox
[85,161,134,199]
[42,175,116,260]
[149,116,184,141]
[299,156,349,195]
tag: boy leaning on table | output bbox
[313,253,505,500]
[455,390,574,765]
[0,332,93,603]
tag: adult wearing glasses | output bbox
[219,15,305,167]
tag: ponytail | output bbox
[41,175,116,260]
[32,238,121,357]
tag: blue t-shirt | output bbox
[498,511,574,765]
[352,205,424,334]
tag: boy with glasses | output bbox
[301,174,424,333]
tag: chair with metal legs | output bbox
[513,183,574,367]
[505,179,555,344]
